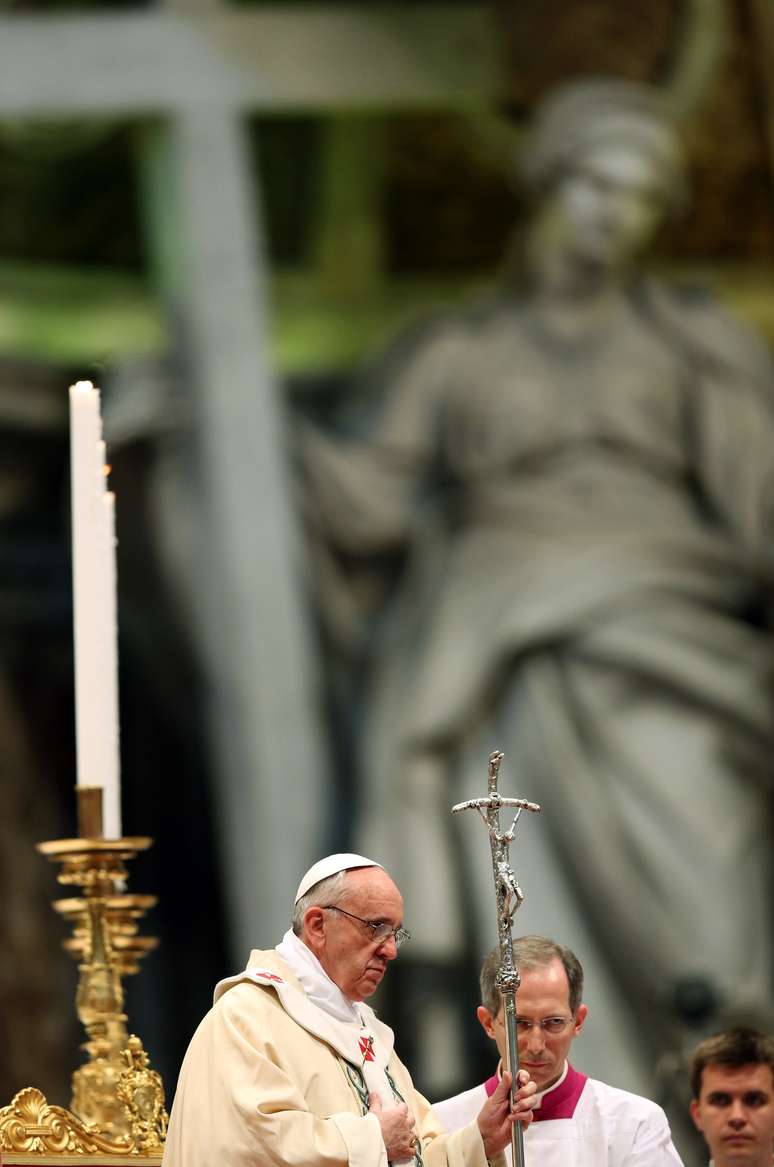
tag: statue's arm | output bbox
[296,317,464,553]
[683,300,774,555]
[646,282,774,553]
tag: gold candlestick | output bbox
[0,790,167,1160]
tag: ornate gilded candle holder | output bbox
[0,789,167,1162]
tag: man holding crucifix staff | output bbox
[438,751,684,1166]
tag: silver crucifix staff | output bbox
[452,749,540,1167]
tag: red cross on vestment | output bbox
[359,1035,375,1062]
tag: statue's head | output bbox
[520,78,688,275]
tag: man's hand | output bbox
[477,1069,536,1159]
[368,1093,418,1161]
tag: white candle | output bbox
[69,380,122,838]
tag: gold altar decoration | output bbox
[0,789,167,1161]
[0,1087,127,1156]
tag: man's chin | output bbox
[359,969,386,996]
[522,1064,555,1090]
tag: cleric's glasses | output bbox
[514,1016,574,1035]
[322,906,411,949]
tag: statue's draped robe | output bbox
[302,284,774,1073]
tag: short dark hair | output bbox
[479,935,584,1015]
[690,1028,774,1099]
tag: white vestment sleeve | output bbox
[623,1111,685,1166]
[330,1112,388,1167]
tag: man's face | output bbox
[690,1063,774,1167]
[304,867,404,1001]
[476,957,587,1092]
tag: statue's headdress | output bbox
[520,77,688,213]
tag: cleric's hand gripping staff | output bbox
[452,750,540,1167]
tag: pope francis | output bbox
[161,853,535,1167]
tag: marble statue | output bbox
[300,78,774,1096]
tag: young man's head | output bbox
[690,1028,774,1167]
[477,935,588,1092]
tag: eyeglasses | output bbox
[514,1017,574,1035]
[321,906,411,949]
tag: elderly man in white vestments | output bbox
[689,1027,774,1167]
[162,853,536,1167]
[433,937,684,1166]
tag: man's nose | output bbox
[524,1025,546,1052]
[727,1101,749,1128]
[377,934,399,959]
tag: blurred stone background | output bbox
[0,4,771,1165]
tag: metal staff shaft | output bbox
[501,984,523,1167]
[452,750,540,1167]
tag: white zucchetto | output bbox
[294,853,383,904]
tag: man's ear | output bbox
[572,1003,589,1036]
[689,1099,703,1133]
[477,1006,497,1041]
[303,907,326,953]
